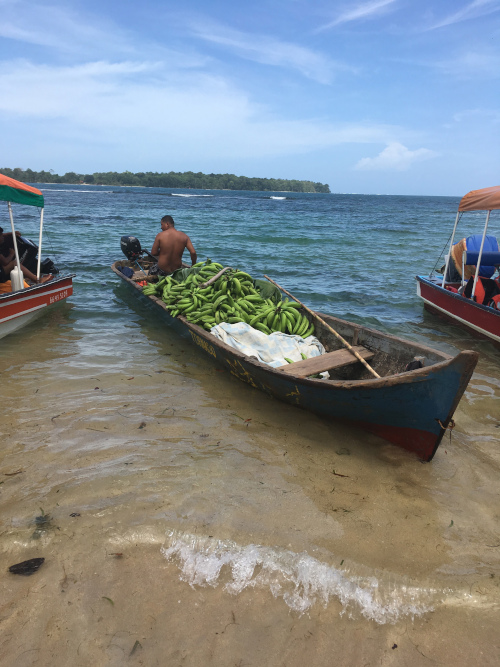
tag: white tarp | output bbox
[210,322,328,377]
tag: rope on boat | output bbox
[437,418,455,431]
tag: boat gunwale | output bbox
[112,262,478,391]
[416,274,500,318]
[0,273,76,302]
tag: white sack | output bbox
[210,322,329,377]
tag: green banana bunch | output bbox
[141,259,315,337]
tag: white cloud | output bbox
[427,0,500,30]
[315,0,397,31]
[355,143,437,171]
[0,1,131,54]
[0,59,398,162]
[453,108,500,124]
[189,21,355,84]
[434,50,500,78]
[0,1,207,67]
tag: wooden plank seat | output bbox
[280,345,374,377]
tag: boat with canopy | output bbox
[0,174,74,340]
[416,185,500,346]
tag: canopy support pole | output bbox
[442,211,460,287]
[36,208,44,281]
[470,210,491,301]
[7,202,22,274]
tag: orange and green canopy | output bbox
[0,174,44,207]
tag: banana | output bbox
[302,323,315,338]
[284,357,294,364]
[297,317,310,337]
[284,311,295,334]
[248,308,270,326]
[213,293,228,309]
[292,314,306,335]
[232,277,242,296]
[254,322,271,335]
[283,309,298,327]
[176,300,192,310]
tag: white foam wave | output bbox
[161,530,437,623]
[171,193,214,197]
[270,196,287,200]
[39,188,111,193]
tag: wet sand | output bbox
[1,302,499,666]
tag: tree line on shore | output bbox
[1,167,330,193]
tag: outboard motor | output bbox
[120,235,156,261]
[121,235,143,261]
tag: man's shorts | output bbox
[148,264,172,277]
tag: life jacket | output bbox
[472,278,486,304]
[464,275,500,306]
[488,294,500,310]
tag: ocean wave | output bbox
[40,189,112,194]
[161,529,438,623]
[171,193,214,197]
[270,196,287,200]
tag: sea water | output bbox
[0,185,499,666]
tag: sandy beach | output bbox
[1,294,499,666]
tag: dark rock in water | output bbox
[9,557,45,576]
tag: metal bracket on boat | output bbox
[200,267,234,288]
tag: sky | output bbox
[0,0,499,195]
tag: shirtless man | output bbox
[150,215,197,275]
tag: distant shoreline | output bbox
[0,168,330,194]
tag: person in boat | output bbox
[0,226,52,285]
[149,215,197,276]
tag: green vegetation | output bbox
[0,167,330,193]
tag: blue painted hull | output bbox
[113,265,478,461]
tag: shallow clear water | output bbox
[0,186,499,666]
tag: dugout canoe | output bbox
[112,259,478,462]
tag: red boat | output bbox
[0,175,74,340]
[416,186,500,346]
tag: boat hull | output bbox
[113,265,478,461]
[416,275,500,345]
[0,275,74,340]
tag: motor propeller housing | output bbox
[120,235,143,260]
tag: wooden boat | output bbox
[416,185,500,345]
[0,175,74,340]
[112,254,478,462]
